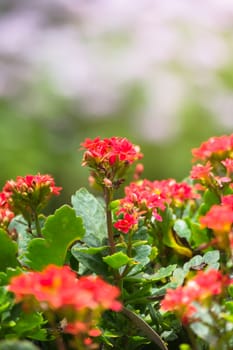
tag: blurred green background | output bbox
[0,1,233,208]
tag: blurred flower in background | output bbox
[0,0,233,207]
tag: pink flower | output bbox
[222,158,233,176]
[190,162,213,180]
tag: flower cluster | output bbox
[0,174,62,224]
[81,137,143,188]
[160,269,232,324]
[113,178,196,234]
[200,195,233,249]
[0,191,14,230]
[190,134,233,251]
[192,134,233,162]
[8,265,121,344]
[190,134,233,190]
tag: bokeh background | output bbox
[1,0,233,207]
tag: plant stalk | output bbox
[104,187,115,255]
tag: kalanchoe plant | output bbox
[0,134,232,350]
[1,174,62,236]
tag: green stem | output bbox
[184,326,198,350]
[122,306,168,350]
[55,335,67,350]
[104,187,115,255]
[120,230,134,278]
[45,311,67,350]
[34,211,42,237]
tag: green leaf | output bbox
[74,245,108,255]
[190,222,210,247]
[183,255,203,273]
[127,245,152,275]
[9,216,32,259]
[0,229,18,271]
[133,245,151,266]
[71,244,109,276]
[225,301,233,314]
[163,229,192,258]
[143,265,177,281]
[13,312,45,338]
[171,267,186,286]
[173,219,191,242]
[190,321,211,341]
[228,285,233,298]
[103,252,131,269]
[122,307,168,350]
[25,205,85,270]
[203,189,220,207]
[203,250,220,268]
[0,340,40,350]
[71,188,107,246]
[0,287,13,315]
[0,267,22,286]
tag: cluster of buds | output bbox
[0,174,62,225]
[8,264,122,348]
[81,137,143,189]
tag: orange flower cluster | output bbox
[161,269,231,324]
[81,137,143,188]
[0,174,62,223]
[8,265,121,340]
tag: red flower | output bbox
[80,137,143,188]
[200,204,233,234]
[76,275,122,311]
[192,134,233,162]
[114,212,138,234]
[81,137,142,166]
[161,269,230,324]
[186,269,229,299]
[8,265,122,312]
[2,174,62,219]
[4,174,62,197]
[221,194,233,209]
[8,265,78,309]
[160,286,197,324]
